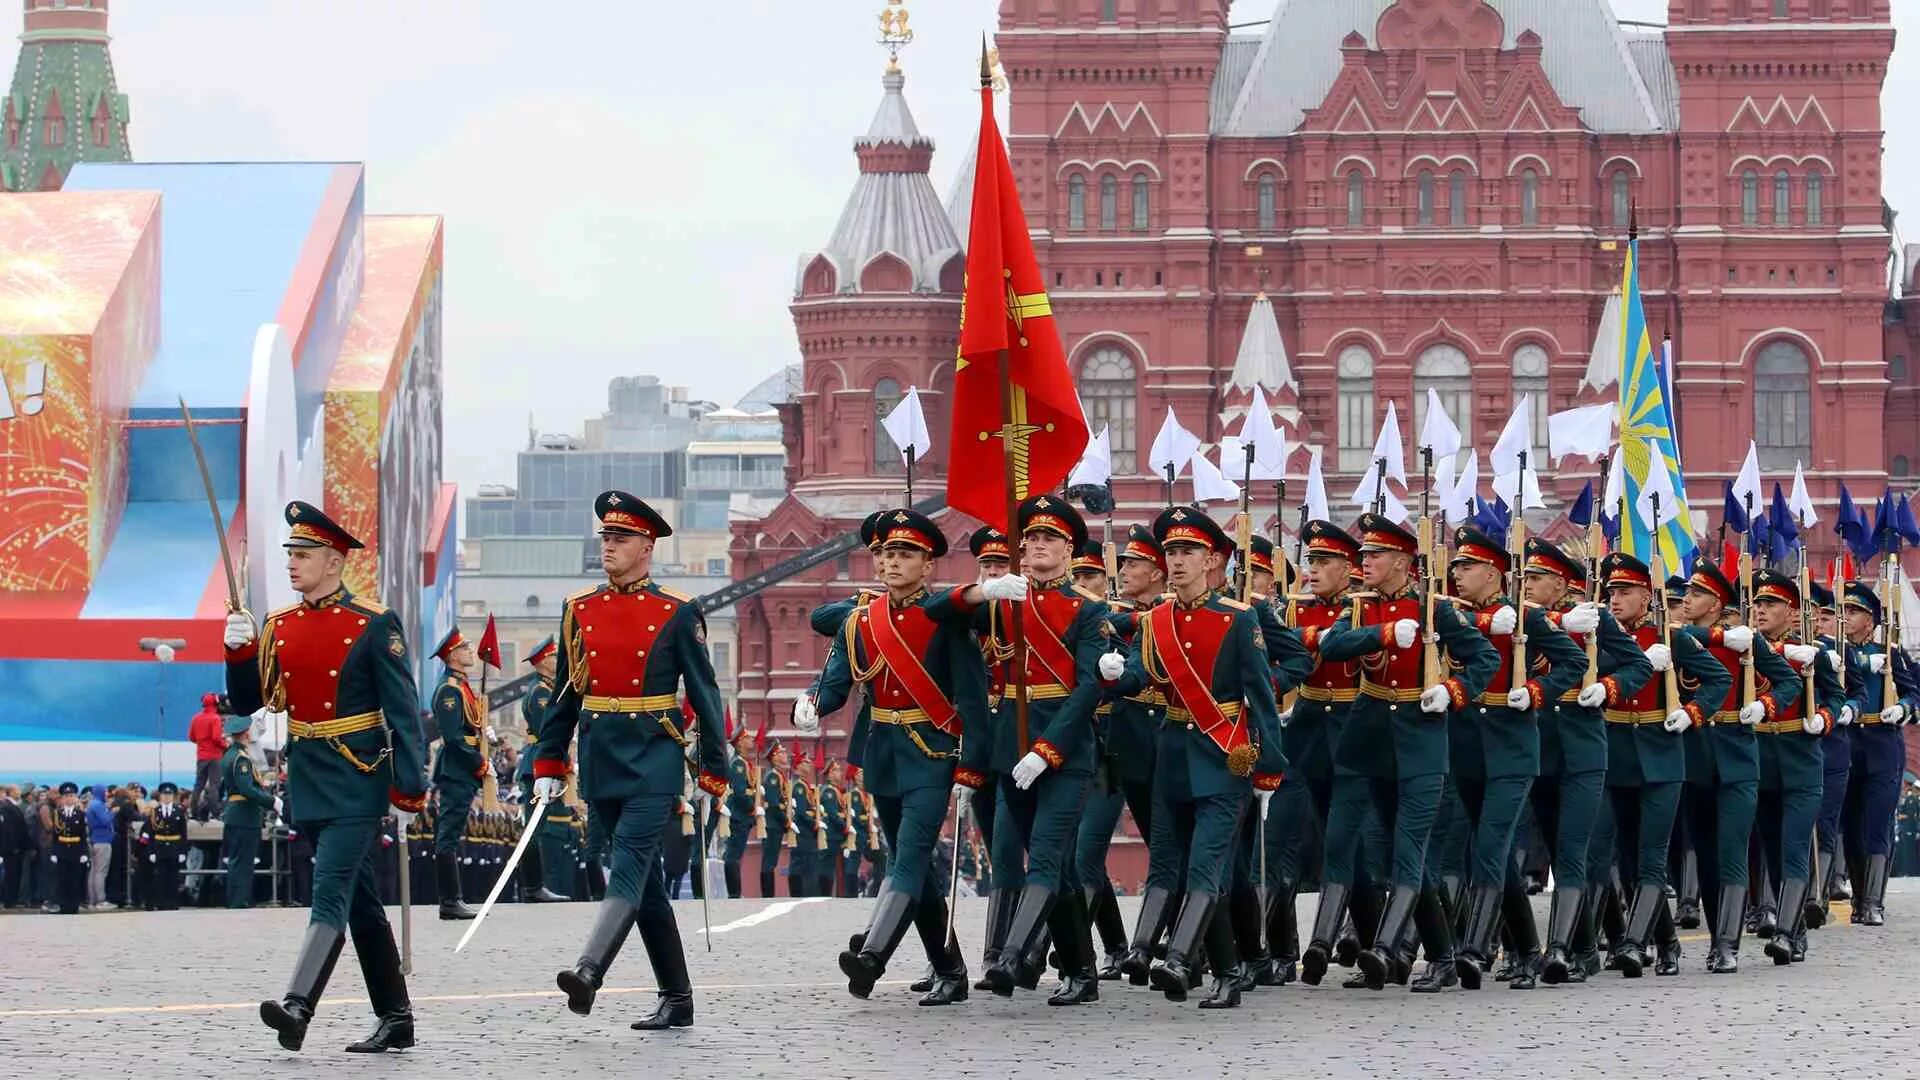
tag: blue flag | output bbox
[1767,484,1797,565]
[1722,480,1749,534]
[1836,482,1872,562]
[1617,235,1696,570]
[1872,491,1896,554]
[1899,494,1920,548]
[1568,481,1595,529]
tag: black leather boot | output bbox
[838,882,915,999]
[1707,887,1744,973]
[436,853,477,920]
[985,884,1054,997]
[1198,898,1242,1010]
[1860,854,1889,926]
[1805,853,1832,930]
[1749,858,1778,938]
[1227,886,1266,992]
[1258,883,1298,986]
[1614,883,1664,978]
[1086,882,1127,978]
[1151,891,1216,1003]
[260,923,345,1052]
[1652,901,1681,976]
[1299,882,1348,986]
[1502,879,1542,990]
[517,842,567,902]
[1017,927,1051,990]
[917,895,970,1007]
[1356,885,1418,991]
[1046,890,1099,1006]
[1336,884,1381,968]
[1568,883,1602,982]
[1765,878,1808,966]
[1454,884,1500,990]
[557,899,638,1015]
[1540,887,1583,985]
[1599,873,1627,964]
[345,922,414,1053]
[1120,886,1174,986]
[1833,847,1855,905]
[723,862,742,899]
[1409,888,1459,994]
[630,909,694,1030]
[974,887,1015,991]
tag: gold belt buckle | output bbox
[606,696,626,712]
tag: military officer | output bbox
[821,759,851,896]
[532,491,729,1033]
[1066,535,1129,976]
[789,753,824,898]
[1810,582,1853,923]
[761,743,794,897]
[1673,557,1782,973]
[1109,507,1286,1009]
[964,525,1015,980]
[797,507,986,1005]
[220,713,275,909]
[1838,582,1918,925]
[50,782,87,914]
[223,500,430,1053]
[1748,568,1842,964]
[723,728,759,898]
[427,629,485,919]
[1443,526,1586,988]
[145,781,188,911]
[516,636,568,902]
[1310,513,1499,992]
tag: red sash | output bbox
[863,596,959,737]
[1148,602,1246,756]
[1008,594,1078,689]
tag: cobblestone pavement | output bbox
[4,884,1917,1078]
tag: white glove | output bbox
[1784,643,1819,667]
[792,695,820,735]
[1561,603,1601,635]
[1645,643,1672,672]
[1098,652,1126,681]
[1869,653,1888,675]
[754,805,765,818]
[223,611,256,649]
[1739,701,1766,726]
[1490,605,1518,636]
[1011,750,1049,790]
[1393,619,1419,649]
[1506,687,1534,710]
[981,574,1029,603]
[690,788,713,811]
[1883,703,1906,726]
[1277,707,1294,729]
[952,782,974,802]
[1802,711,1826,736]
[271,796,283,817]
[1577,682,1609,709]
[1419,684,1452,714]
[533,776,565,802]
[1663,709,1693,734]
[1837,704,1856,727]
[148,854,156,864]
[485,726,498,743]
[1724,626,1754,654]
[1826,650,1844,674]
[49,855,56,864]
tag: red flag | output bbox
[813,740,826,772]
[754,711,770,756]
[476,614,501,671]
[948,71,1089,532]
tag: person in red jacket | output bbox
[187,693,228,821]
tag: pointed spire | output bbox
[1227,293,1296,396]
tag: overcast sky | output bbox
[51,1,1920,506]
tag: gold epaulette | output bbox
[1218,596,1251,611]
[653,583,693,602]
[1073,584,1106,604]
[565,584,605,604]
[1107,598,1133,613]
[349,597,388,616]
[264,601,302,626]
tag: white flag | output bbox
[1634,437,1679,531]
[1444,450,1480,525]
[1371,401,1407,486]
[1418,387,1462,463]
[1547,403,1615,464]
[881,386,932,467]
[1190,449,1241,504]
[1240,385,1288,477]
[1067,425,1111,490]
[1788,460,1818,529]
[1582,289,1623,393]
[1489,395,1535,478]
[1492,468,1546,511]
[1730,441,1762,521]
[1602,445,1626,522]
[1148,407,1201,481]
[1304,446,1329,522]
[1429,451,1457,522]
[1349,460,1409,523]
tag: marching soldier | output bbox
[1309,513,1498,992]
[1811,583,1852,922]
[220,713,275,909]
[1838,582,1918,925]
[822,759,852,896]
[516,636,568,902]
[796,507,985,1005]
[223,500,430,1053]
[145,781,188,911]
[1674,557,1780,973]
[789,754,822,898]
[965,524,1014,981]
[51,782,88,914]
[1112,508,1287,1009]
[428,630,484,920]
[1747,568,1842,965]
[722,728,759,898]
[1067,537,1130,977]
[1444,526,1586,988]
[532,490,729,1033]
[760,743,793,897]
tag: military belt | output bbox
[1604,709,1666,726]
[1753,718,1806,735]
[1476,691,1523,707]
[1124,689,1166,707]
[287,710,382,740]
[153,834,183,841]
[870,707,931,725]
[56,835,83,843]
[581,693,679,715]
[989,683,1070,708]
[1166,701,1243,726]
[1299,685,1359,703]
[227,794,249,802]
[1360,682,1423,704]
[1859,712,1886,726]
[1708,711,1745,725]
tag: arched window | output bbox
[1131,173,1150,231]
[1449,171,1468,226]
[1520,168,1539,226]
[1806,172,1824,226]
[525,594,540,615]
[1892,355,1908,381]
[1895,455,1912,478]
[1337,345,1376,472]
[1346,170,1365,227]
[1417,170,1435,226]
[1611,170,1631,228]
[1078,346,1138,472]
[1100,174,1118,230]
[1741,170,1759,225]
[1414,344,1474,454]
[1512,344,1551,449]
[1255,173,1278,232]
[873,377,904,475]
[1068,175,1086,231]
[1753,340,1811,470]
[1774,170,1791,226]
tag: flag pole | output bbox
[1237,441,1255,603]
[1164,462,1175,509]
[995,348,1033,757]
[906,445,915,505]
[1373,455,1387,516]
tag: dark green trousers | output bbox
[1609,781,1681,887]
[1451,775,1534,886]
[1366,774,1444,888]
[997,772,1092,892]
[1074,783,1126,889]
[433,781,477,855]
[305,817,388,931]
[1529,771,1604,888]
[873,786,948,899]
[1683,777,1758,904]
[1147,789,1247,895]
[1756,733,1824,882]
[222,807,260,909]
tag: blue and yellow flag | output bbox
[1617,236,1696,574]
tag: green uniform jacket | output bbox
[822,785,847,853]
[224,587,428,820]
[516,680,554,786]
[725,756,756,823]
[1255,595,1318,691]
[792,779,821,853]
[1448,599,1587,781]
[432,673,485,791]
[1101,603,1161,785]
[1320,588,1499,780]
[1675,625,1788,785]
[1286,593,1360,783]
[1603,618,1727,785]
[761,770,791,839]
[1756,631,1845,791]
[965,582,1110,778]
[220,744,273,826]
[1539,607,1652,776]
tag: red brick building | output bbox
[732,0,1914,732]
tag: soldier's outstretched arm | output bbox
[225,615,268,716]
[1752,637,1804,719]
[1435,601,1499,701]
[1317,599,1385,662]
[1031,601,1108,764]
[1525,606,1589,706]
[1671,627,1730,717]
[674,605,730,793]
[812,625,855,718]
[533,609,583,779]
[434,683,482,778]
[1235,608,1286,782]
[1265,620,1314,695]
[372,612,428,804]
[1593,610,1654,700]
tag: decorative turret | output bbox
[2,0,129,191]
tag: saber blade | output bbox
[454,794,549,953]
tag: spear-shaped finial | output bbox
[1628,201,1639,242]
[980,34,992,88]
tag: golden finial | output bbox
[879,1,913,73]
